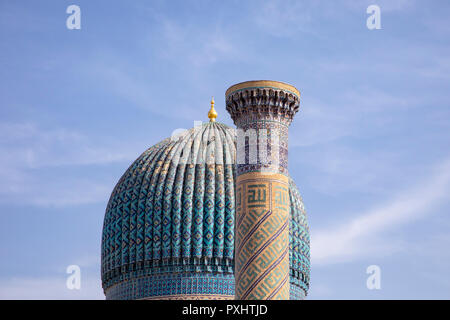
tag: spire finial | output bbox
[208,96,217,122]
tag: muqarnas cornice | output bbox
[225,80,300,128]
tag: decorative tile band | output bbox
[105,272,235,300]
[101,110,310,300]
[101,122,237,290]
[225,82,300,127]
[235,121,290,176]
[235,172,290,300]
[225,80,300,98]
[141,294,234,300]
[290,283,306,300]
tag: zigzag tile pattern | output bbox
[102,122,236,298]
[288,180,311,296]
[235,173,290,300]
[106,272,234,300]
[101,122,310,299]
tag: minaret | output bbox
[226,80,300,300]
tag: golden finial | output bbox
[208,96,217,122]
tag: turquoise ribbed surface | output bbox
[101,122,310,299]
[288,180,311,297]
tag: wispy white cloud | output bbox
[291,86,420,148]
[78,52,205,119]
[156,17,237,67]
[298,146,403,196]
[312,157,450,265]
[0,122,140,207]
[0,123,137,168]
[291,98,353,148]
[0,165,112,208]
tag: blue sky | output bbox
[0,0,449,299]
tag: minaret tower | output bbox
[226,80,300,300]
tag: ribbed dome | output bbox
[288,179,310,299]
[101,121,309,299]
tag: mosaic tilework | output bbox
[101,122,236,296]
[235,121,290,176]
[226,81,308,300]
[105,273,235,300]
[235,172,290,300]
[101,105,310,300]
[290,283,306,300]
[226,81,300,177]
[288,180,310,297]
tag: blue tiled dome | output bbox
[101,121,309,299]
[288,179,311,299]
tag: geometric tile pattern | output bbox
[101,122,236,298]
[226,80,309,300]
[105,273,234,300]
[290,283,306,300]
[235,173,290,300]
[288,180,310,296]
[101,114,310,299]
